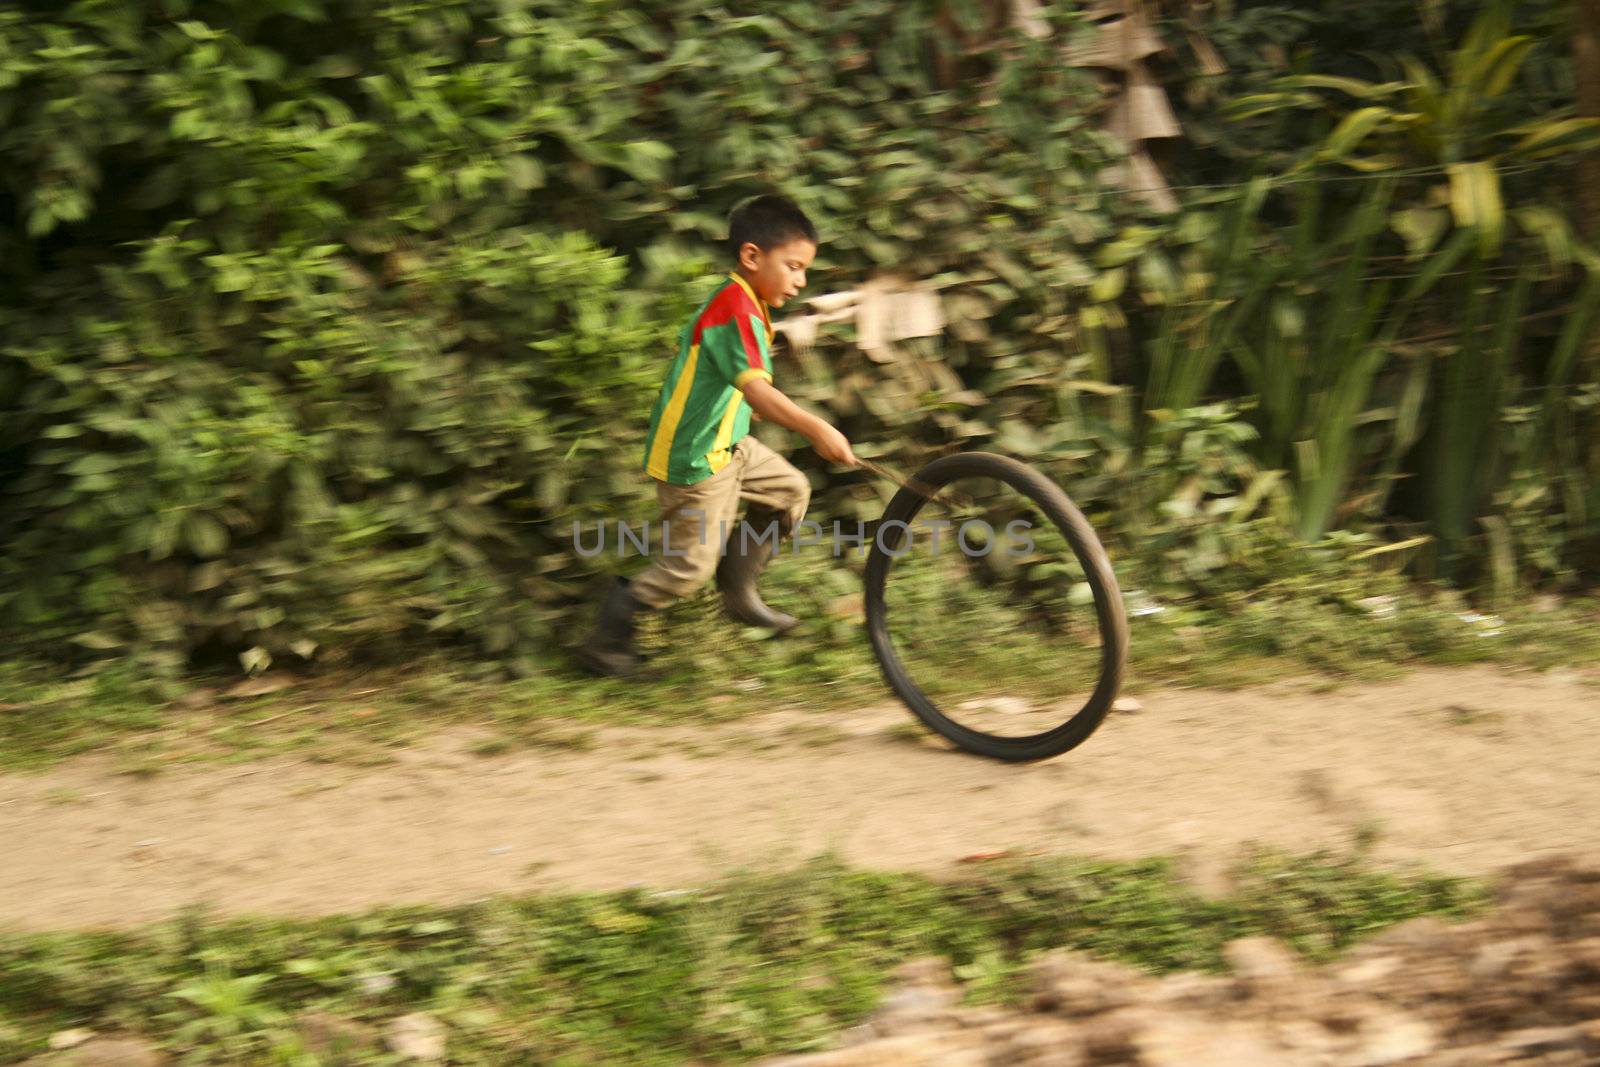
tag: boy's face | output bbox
[737,237,817,308]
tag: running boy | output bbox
[577,195,857,677]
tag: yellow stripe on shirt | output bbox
[708,369,772,473]
[645,342,701,481]
[707,393,745,474]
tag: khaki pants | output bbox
[629,435,811,609]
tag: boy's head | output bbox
[727,194,818,308]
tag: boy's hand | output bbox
[741,377,856,465]
[812,424,857,467]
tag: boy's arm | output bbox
[741,377,857,467]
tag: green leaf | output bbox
[1511,206,1579,275]
[1391,207,1450,259]
[1089,268,1126,303]
[176,20,221,41]
[1402,228,1477,303]
[277,0,330,22]
[72,631,125,651]
[1276,75,1406,100]
[505,154,546,191]
[1399,57,1443,122]
[619,140,674,182]
[67,454,119,477]
[1468,35,1532,99]
[184,514,230,559]
[1321,107,1393,160]
[1446,161,1502,257]
[1223,92,1319,120]
[189,562,228,592]
[1508,117,1600,160]
[239,646,273,674]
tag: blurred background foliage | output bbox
[1,0,1597,679]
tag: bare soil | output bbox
[762,855,1600,1066]
[4,665,1599,932]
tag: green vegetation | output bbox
[0,8,1587,1065]
[1,0,1596,689]
[2,528,1595,773]
[0,851,1486,1064]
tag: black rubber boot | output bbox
[716,507,799,634]
[574,577,651,678]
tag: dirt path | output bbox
[4,665,1599,932]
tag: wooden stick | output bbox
[857,458,976,511]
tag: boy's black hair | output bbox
[727,195,817,259]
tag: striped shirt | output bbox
[642,273,775,484]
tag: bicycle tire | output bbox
[863,451,1128,762]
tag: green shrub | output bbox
[1,0,1594,675]
[1,225,704,671]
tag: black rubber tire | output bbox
[863,452,1128,762]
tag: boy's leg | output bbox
[576,460,743,677]
[731,435,811,538]
[716,436,811,632]
[628,459,745,610]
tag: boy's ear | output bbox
[736,241,763,271]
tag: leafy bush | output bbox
[0,0,1142,672]
[1,0,1595,676]
[1,225,701,672]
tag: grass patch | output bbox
[1,546,1597,772]
[0,850,1485,1064]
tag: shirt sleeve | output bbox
[701,304,773,391]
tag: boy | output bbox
[577,195,857,678]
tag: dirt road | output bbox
[4,665,1598,931]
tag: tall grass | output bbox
[1132,164,1600,588]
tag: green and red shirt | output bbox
[642,273,775,485]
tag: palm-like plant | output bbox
[1230,1,1600,258]
[1219,1,1600,570]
